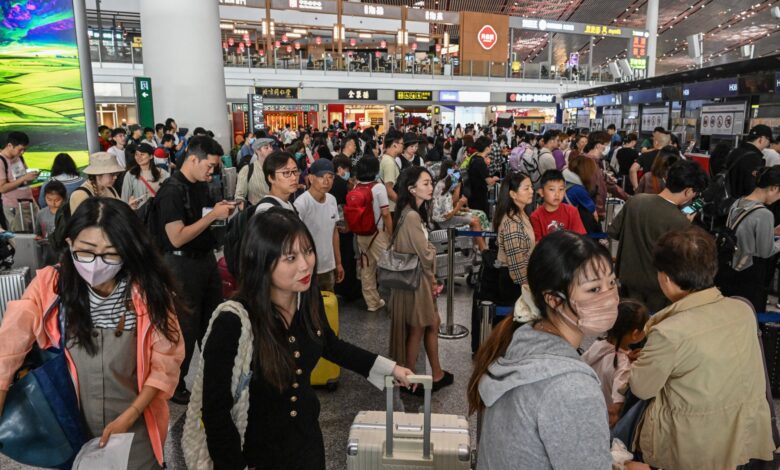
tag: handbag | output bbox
[0,298,87,468]
[377,210,422,291]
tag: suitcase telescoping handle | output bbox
[384,375,432,460]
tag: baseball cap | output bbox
[310,159,335,177]
[747,124,773,142]
[136,143,156,155]
[252,138,274,151]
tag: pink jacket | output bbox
[0,266,184,466]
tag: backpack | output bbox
[522,150,541,186]
[48,186,93,253]
[713,204,764,269]
[344,182,378,236]
[224,196,287,278]
[183,300,254,469]
[702,151,742,221]
[144,177,191,249]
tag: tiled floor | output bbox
[2,281,780,469]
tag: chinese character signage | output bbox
[477,25,498,50]
[338,89,377,100]
[425,11,444,21]
[264,104,319,112]
[257,87,299,99]
[134,77,155,129]
[363,5,384,16]
[248,94,264,131]
[631,36,647,58]
[395,90,433,101]
[459,12,509,62]
[629,58,647,70]
[506,93,556,104]
[584,24,623,36]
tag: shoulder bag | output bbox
[377,210,422,291]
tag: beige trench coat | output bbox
[629,288,776,469]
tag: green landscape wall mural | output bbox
[0,0,89,170]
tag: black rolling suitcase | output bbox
[471,247,501,353]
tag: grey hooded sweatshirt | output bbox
[477,323,611,470]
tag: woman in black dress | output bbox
[199,208,415,469]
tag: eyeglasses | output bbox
[71,250,123,265]
[276,168,301,178]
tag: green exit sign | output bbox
[134,77,155,129]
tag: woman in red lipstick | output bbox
[191,208,415,470]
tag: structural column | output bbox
[139,0,230,149]
[74,0,99,153]
[645,0,659,77]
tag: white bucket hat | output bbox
[83,152,125,175]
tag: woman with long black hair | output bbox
[0,198,186,469]
[195,208,414,470]
[122,142,169,210]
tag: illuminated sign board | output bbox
[256,87,299,99]
[593,94,617,107]
[628,88,664,104]
[289,0,322,9]
[584,24,623,37]
[512,17,646,39]
[338,89,378,100]
[630,58,647,70]
[506,93,556,103]
[681,78,739,101]
[438,91,490,102]
[363,4,384,16]
[439,90,459,102]
[395,90,433,101]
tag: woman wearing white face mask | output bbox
[468,230,648,470]
[0,198,186,469]
[69,152,124,213]
[583,131,628,219]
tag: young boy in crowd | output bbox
[35,180,65,239]
[530,169,586,240]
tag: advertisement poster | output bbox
[0,0,89,170]
[700,103,746,136]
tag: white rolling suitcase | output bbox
[0,266,30,323]
[346,375,471,470]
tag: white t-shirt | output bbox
[294,191,338,273]
[763,148,780,168]
[379,154,400,211]
[254,195,296,215]
[108,146,126,169]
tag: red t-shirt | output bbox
[530,203,587,240]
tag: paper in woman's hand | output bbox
[73,433,134,470]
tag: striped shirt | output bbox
[88,278,136,330]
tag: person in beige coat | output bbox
[388,166,454,392]
[629,226,776,469]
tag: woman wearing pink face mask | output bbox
[0,198,185,469]
[468,230,648,470]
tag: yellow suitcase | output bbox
[311,291,341,390]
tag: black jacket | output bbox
[726,142,765,199]
[201,299,378,470]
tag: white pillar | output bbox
[139,0,230,149]
[646,0,659,77]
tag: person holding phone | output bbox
[0,131,38,231]
[122,143,169,210]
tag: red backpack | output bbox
[344,182,378,235]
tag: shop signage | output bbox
[264,104,319,112]
[406,9,459,23]
[681,78,739,101]
[513,17,647,39]
[477,25,498,50]
[395,90,433,101]
[134,77,155,129]
[289,0,322,10]
[338,88,378,100]
[363,4,385,16]
[506,93,556,103]
[248,94,264,130]
[440,90,459,102]
[257,87,299,99]
[700,103,746,136]
[342,2,402,18]
[231,103,249,112]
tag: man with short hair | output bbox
[154,123,165,146]
[141,127,157,148]
[379,130,404,212]
[107,127,128,169]
[537,130,560,175]
[98,125,111,151]
[254,151,300,213]
[0,131,37,231]
[295,159,344,292]
[283,124,297,146]
[155,135,233,404]
[726,125,774,198]
[127,124,142,146]
[236,138,274,207]
[608,160,708,312]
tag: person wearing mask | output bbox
[235,138,274,208]
[196,208,414,469]
[389,167,453,392]
[715,166,780,311]
[537,130,560,176]
[69,152,123,213]
[630,226,775,469]
[467,136,500,217]
[294,159,344,293]
[468,231,628,470]
[726,125,775,199]
[636,147,678,195]
[0,198,185,469]
[0,131,38,231]
[121,143,170,210]
[762,136,780,167]
[330,156,352,205]
[608,160,708,312]
[378,130,404,213]
[398,133,423,170]
[431,161,486,252]
[493,173,536,305]
[564,156,600,234]
[155,136,234,404]
[98,125,112,151]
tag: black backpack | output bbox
[223,196,293,278]
[713,204,764,268]
[701,152,741,222]
[49,187,94,253]
[236,154,252,175]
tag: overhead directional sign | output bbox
[133,77,154,129]
[510,17,648,39]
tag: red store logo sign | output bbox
[477,25,498,50]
